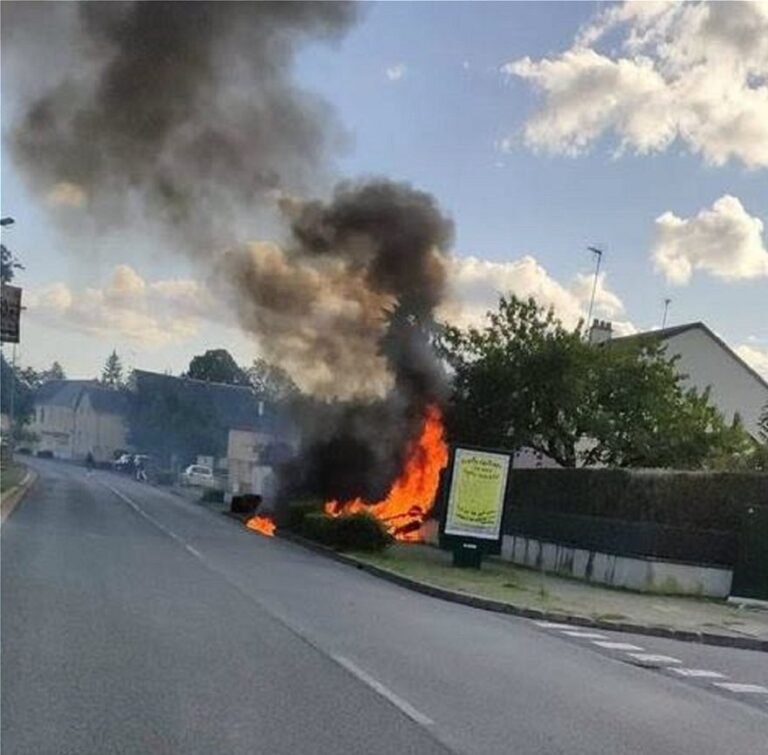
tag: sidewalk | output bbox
[1,464,37,526]
[347,543,768,648]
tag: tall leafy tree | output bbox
[247,358,299,401]
[0,244,23,284]
[101,350,124,388]
[187,349,248,385]
[441,294,750,469]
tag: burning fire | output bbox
[246,515,276,537]
[324,404,448,542]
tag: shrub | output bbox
[154,470,176,485]
[301,511,392,552]
[285,501,323,532]
[200,488,224,503]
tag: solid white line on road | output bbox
[713,683,768,694]
[561,631,607,639]
[626,653,682,665]
[332,654,434,727]
[672,669,726,679]
[534,622,576,630]
[592,641,644,651]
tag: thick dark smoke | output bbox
[6,1,357,246]
[228,180,454,501]
[5,1,454,505]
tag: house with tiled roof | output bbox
[594,320,768,439]
[30,380,130,462]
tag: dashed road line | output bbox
[626,653,682,665]
[713,683,768,694]
[592,641,645,651]
[332,654,435,727]
[672,669,727,679]
[561,631,607,639]
[534,621,575,630]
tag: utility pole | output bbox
[586,246,603,332]
[662,298,672,329]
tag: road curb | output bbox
[1,467,38,526]
[275,531,768,653]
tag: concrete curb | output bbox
[276,531,768,653]
[1,468,38,526]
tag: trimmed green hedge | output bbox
[508,468,768,532]
[301,511,392,552]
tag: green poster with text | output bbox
[445,448,510,540]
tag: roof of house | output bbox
[131,370,273,432]
[35,380,131,414]
[611,321,768,392]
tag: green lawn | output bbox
[1,463,26,495]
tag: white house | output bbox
[30,380,130,462]
[608,321,768,439]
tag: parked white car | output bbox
[180,464,215,488]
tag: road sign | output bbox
[1,284,22,343]
[440,445,513,567]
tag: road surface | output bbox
[3,458,767,754]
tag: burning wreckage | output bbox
[6,2,455,541]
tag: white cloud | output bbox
[385,63,407,81]
[25,265,221,348]
[503,1,768,168]
[652,195,768,284]
[47,181,86,207]
[735,343,768,380]
[442,254,632,333]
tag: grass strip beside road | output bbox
[348,543,768,642]
[1,463,27,495]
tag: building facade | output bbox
[30,381,129,462]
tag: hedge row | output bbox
[507,468,768,532]
[301,511,392,552]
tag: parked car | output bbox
[180,464,215,488]
[113,453,134,472]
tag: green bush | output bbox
[155,470,176,485]
[301,511,392,552]
[285,501,323,532]
[200,488,224,503]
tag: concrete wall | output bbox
[227,429,274,494]
[71,394,129,463]
[664,327,768,438]
[500,534,733,598]
[30,404,76,458]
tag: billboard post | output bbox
[440,445,513,568]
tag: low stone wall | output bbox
[500,534,733,598]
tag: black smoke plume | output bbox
[4,1,454,505]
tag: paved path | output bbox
[3,458,767,754]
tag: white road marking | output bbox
[592,641,644,651]
[713,683,768,694]
[534,622,576,630]
[185,544,203,558]
[626,653,682,665]
[561,631,607,639]
[673,669,726,679]
[332,654,434,727]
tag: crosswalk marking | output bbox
[672,668,726,679]
[713,682,768,694]
[626,653,682,665]
[592,641,644,651]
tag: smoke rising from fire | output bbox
[5,1,454,504]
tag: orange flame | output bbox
[324,404,448,542]
[246,514,276,537]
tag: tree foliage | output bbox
[187,349,248,385]
[440,295,751,469]
[246,358,299,402]
[0,244,23,284]
[101,350,124,388]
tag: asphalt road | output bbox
[3,458,767,755]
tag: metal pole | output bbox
[662,298,671,329]
[586,246,603,332]
[9,343,16,448]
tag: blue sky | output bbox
[2,1,767,379]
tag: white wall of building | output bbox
[663,327,768,437]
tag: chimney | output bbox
[589,319,613,344]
